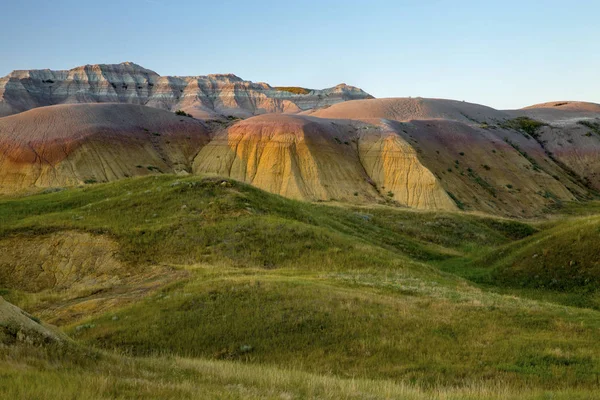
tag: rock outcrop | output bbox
[0,62,373,118]
[0,296,66,345]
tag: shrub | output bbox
[175,110,193,117]
[578,120,600,136]
[501,117,547,139]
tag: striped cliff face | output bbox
[0,62,372,119]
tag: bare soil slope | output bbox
[504,102,600,190]
[304,98,593,216]
[522,101,600,112]
[1,97,598,216]
[0,103,209,192]
[307,97,509,124]
[193,114,456,209]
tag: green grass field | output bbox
[1,175,600,398]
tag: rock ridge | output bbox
[0,62,373,118]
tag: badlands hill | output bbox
[194,114,454,210]
[1,69,600,217]
[0,103,209,192]
[0,62,372,118]
[306,97,511,123]
[304,97,598,215]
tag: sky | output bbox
[0,0,598,109]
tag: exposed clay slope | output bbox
[193,114,455,209]
[305,98,594,216]
[503,102,600,190]
[384,120,585,216]
[0,103,209,192]
[508,103,600,126]
[515,118,600,190]
[0,296,65,345]
[0,231,125,293]
[0,62,372,118]
[0,95,597,215]
[0,230,187,325]
[307,97,509,124]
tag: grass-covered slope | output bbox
[4,345,596,400]
[1,175,600,398]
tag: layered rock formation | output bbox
[193,114,455,209]
[0,103,209,192]
[0,62,373,118]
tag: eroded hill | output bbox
[0,103,209,193]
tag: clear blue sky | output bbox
[1,0,598,109]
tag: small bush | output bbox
[175,110,193,117]
[501,117,547,139]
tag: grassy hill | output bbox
[1,175,600,398]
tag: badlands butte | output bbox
[2,62,600,217]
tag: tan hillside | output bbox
[385,119,584,216]
[306,97,509,124]
[193,114,456,209]
[0,103,209,193]
[522,101,600,112]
